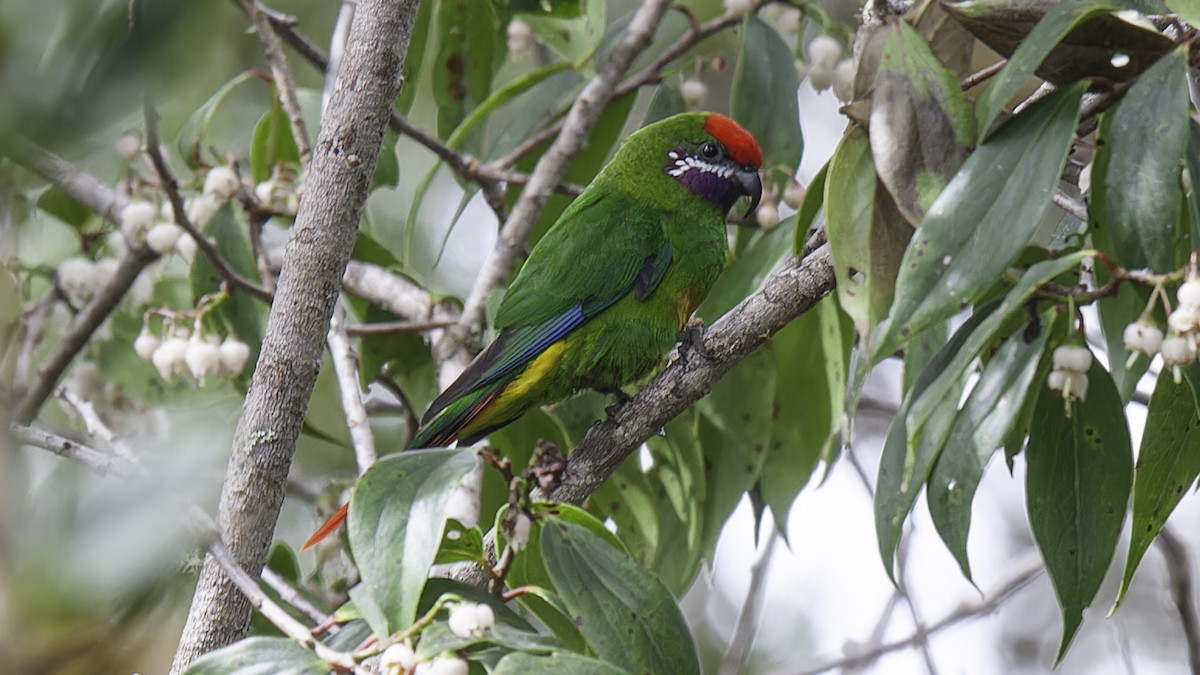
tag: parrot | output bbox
[302,111,762,550]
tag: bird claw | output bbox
[677,319,711,360]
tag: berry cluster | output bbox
[1048,344,1092,401]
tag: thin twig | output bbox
[190,509,361,671]
[446,0,675,358]
[1158,526,1200,674]
[346,319,456,336]
[142,103,273,302]
[4,140,129,224]
[327,302,376,474]
[1052,190,1088,222]
[260,567,335,629]
[243,0,313,165]
[12,246,158,424]
[959,60,1006,90]
[719,529,779,674]
[56,386,146,472]
[9,423,127,477]
[796,554,1045,675]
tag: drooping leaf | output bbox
[250,94,300,184]
[760,297,848,532]
[1092,47,1188,273]
[950,0,1118,138]
[873,82,1084,360]
[792,162,828,256]
[395,0,435,116]
[732,15,803,194]
[1025,359,1132,663]
[902,321,948,398]
[175,72,257,166]
[540,519,701,675]
[870,21,973,225]
[824,127,911,351]
[1115,368,1200,608]
[927,307,1056,580]
[347,449,480,636]
[432,0,501,149]
[182,636,328,675]
[493,652,632,675]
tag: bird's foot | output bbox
[677,318,712,360]
[596,386,633,406]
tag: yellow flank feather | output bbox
[493,340,567,405]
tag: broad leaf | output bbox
[1115,369,1200,608]
[182,636,327,675]
[523,0,605,67]
[176,72,257,166]
[825,127,911,349]
[1093,47,1188,273]
[250,94,300,184]
[870,20,973,225]
[732,16,804,194]
[347,449,480,636]
[493,652,632,675]
[963,0,1116,138]
[432,0,501,148]
[541,519,700,675]
[873,82,1084,360]
[1026,360,1132,662]
[395,0,435,116]
[927,307,1056,580]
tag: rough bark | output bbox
[169,0,421,669]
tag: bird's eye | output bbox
[699,141,720,160]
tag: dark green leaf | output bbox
[493,652,632,675]
[1026,359,1132,662]
[792,162,828,256]
[824,127,911,349]
[1116,369,1200,607]
[902,321,948,398]
[541,519,700,675]
[395,0,436,116]
[348,449,480,636]
[874,82,1084,360]
[266,542,301,582]
[965,0,1116,138]
[697,348,775,555]
[761,298,847,531]
[732,16,803,194]
[432,0,501,148]
[928,307,1056,580]
[250,95,300,184]
[182,636,327,675]
[36,185,92,229]
[1093,47,1188,273]
[1185,120,1200,246]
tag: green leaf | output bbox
[824,127,911,349]
[697,348,775,555]
[760,297,847,532]
[182,636,328,675]
[1095,266,1153,401]
[540,519,700,675]
[869,21,973,225]
[1185,120,1200,246]
[1025,359,1132,662]
[971,0,1115,139]
[874,82,1085,360]
[434,519,485,565]
[250,94,300,184]
[347,449,480,636]
[36,185,92,229]
[493,652,632,675]
[792,162,828,256]
[927,307,1056,580]
[1093,47,1188,273]
[732,15,803,193]
[176,72,257,166]
[1116,369,1200,608]
[642,81,685,126]
[432,0,501,148]
[395,0,435,116]
[523,0,605,67]
[1168,0,1200,26]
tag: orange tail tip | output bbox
[302,502,349,551]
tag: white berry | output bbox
[120,201,157,242]
[1162,335,1196,366]
[510,512,532,553]
[1123,321,1163,356]
[176,233,198,263]
[185,335,222,383]
[808,65,834,92]
[203,166,242,201]
[1168,307,1197,335]
[506,19,535,56]
[755,202,780,230]
[380,642,417,674]
[152,337,189,379]
[93,258,120,288]
[114,134,141,162]
[1179,279,1200,308]
[779,7,802,33]
[723,0,755,17]
[146,222,184,254]
[187,194,222,227]
[218,337,251,375]
[832,59,856,102]
[680,79,709,110]
[808,35,843,70]
[419,657,469,675]
[58,257,97,302]
[134,332,160,361]
[448,602,494,639]
[1052,345,1092,374]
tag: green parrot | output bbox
[304,112,762,548]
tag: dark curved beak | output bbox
[736,168,762,217]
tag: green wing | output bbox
[494,189,670,329]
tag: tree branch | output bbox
[169,1,422,669]
[243,0,314,165]
[550,247,836,504]
[3,141,129,224]
[719,530,779,674]
[445,0,675,350]
[328,303,376,474]
[9,423,128,477]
